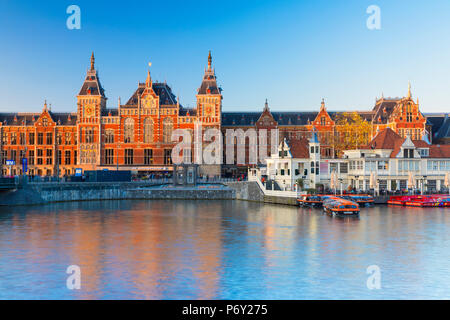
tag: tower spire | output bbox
[90,52,95,71]
[146,70,152,87]
[208,51,212,70]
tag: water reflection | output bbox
[0,200,449,299]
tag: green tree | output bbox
[334,112,372,156]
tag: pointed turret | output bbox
[407,82,412,99]
[208,50,212,71]
[90,52,95,71]
[198,51,220,95]
[78,52,106,97]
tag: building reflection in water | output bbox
[1,200,450,299]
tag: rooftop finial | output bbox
[90,52,95,71]
[320,98,325,111]
[208,51,212,70]
[43,100,48,111]
[264,98,269,111]
[407,81,412,99]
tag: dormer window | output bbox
[403,148,414,158]
[418,149,429,157]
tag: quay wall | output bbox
[0,182,235,206]
[0,181,388,207]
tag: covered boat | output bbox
[297,195,322,207]
[323,196,360,216]
[342,194,374,206]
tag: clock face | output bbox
[85,106,94,117]
[205,105,213,117]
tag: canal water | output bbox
[0,200,449,299]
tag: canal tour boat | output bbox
[342,194,374,206]
[323,197,360,217]
[297,195,323,207]
[388,195,450,207]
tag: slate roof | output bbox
[78,70,106,97]
[101,109,119,116]
[124,82,179,107]
[433,115,450,140]
[0,112,77,126]
[371,99,400,124]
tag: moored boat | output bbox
[388,195,450,207]
[345,194,374,206]
[297,195,322,207]
[323,197,360,216]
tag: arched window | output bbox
[124,118,134,143]
[143,118,153,143]
[162,118,173,143]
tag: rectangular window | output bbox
[57,150,62,165]
[20,132,26,145]
[29,132,35,145]
[74,151,77,165]
[64,150,71,165]
[65,132,71,145]
[46,149,52,165]
[144,149,153,165]
[10,150,17,162]
[56,133,62,145]
[29,150,35,165]
[37,149,43,165]
[46,132,52,145]
[37,133,43,145]
[105,149,114,165]
[164,149,172,165]
[340,163,348,174]
[125,149,133,165]
[10,132,17,145]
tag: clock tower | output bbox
[76,52,107,167]
[196,51,222,128]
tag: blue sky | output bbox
[0,0,449,113]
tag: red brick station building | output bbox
[0,52,449,178]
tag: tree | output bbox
[334,112,372,156]
[296,178,304,189]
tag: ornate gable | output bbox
[256,99,277,128]
[35,101,56,127]
[312,99,334,128]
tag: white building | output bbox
[250,128,450,193]
[344,128,450,192]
